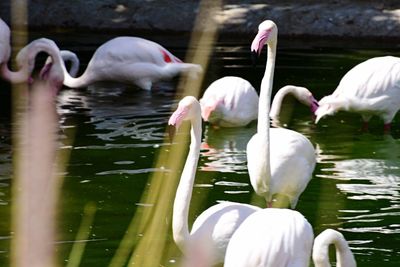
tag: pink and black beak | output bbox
[310,96,319,114]
[251,29,271,67]
[168,105,188,143]
[39,62,53,80]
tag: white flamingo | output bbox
[315,56,400,132]
[313,229,357,267]
[59,36,202,90]
[270,85,318,125]
[247,20,316,208]
[169,96,260,266]
[0,36,64,88]
[224,208,314,267]
[199,76,259,127]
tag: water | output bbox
[1,33,400,266]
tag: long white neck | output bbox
[270,85,297,118]
[257,41,277,179]
[313,230,356,267]
[62,62,92,88]
[172,116,202,250]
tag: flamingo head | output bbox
[315,96,341,123]
[199,97,224,123]
[251,20,278,64]
[39,60,64,89]
[168,96,201,141]
[291,86,319,113]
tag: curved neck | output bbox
[172,115,202,250]
[270,85,296,117]
[2,40,63,83]
[62,66,92,88]
[335,239,355,267]
[0,63,29,83]
[314,232,356,267]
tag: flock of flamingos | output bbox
[2,16,400,266]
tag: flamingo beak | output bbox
[310,97,319,114]
[251,50,258,67]
[39,62,53,80]
[250,29,271,65]
[168,105,188,142]
[314,107,327,124]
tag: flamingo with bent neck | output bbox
[270,85,319,126]
[0,18,65,85]
[246,20,316,209]
[14,38,65,91]
[169,96,260,266]
[313,229,357,267]
[199,76,259,127]
[315,56,400,132]
[58,36,202,90]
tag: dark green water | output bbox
[0,33,400,266]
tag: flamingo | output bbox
[224,208,314,267]
[169,96,260,266]
[58,36,202,90]
[270,85,319,125]
[247,20,316,208]
[199,76,259,127]
[313,229,357,267]
[0,18,66,85]
[315,56,400,132]
[14,38,65,91]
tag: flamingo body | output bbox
[199,76,258,127]
[169,96,260,266]
[224,208,314,267]
[247,128,316,208]
[315,56,400,129]
[62,37,202,90]
[0,18,11,66]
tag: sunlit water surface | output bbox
[0,33,400,266]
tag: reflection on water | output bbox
[199,124,256,173]
[57,84,174,145]
[314,131,400,262]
